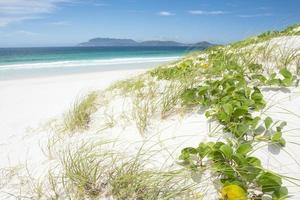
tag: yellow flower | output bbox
[201,63,209,68]
[194,192,202,200]
[221,184,247,200]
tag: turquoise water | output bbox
[0,46,202,80]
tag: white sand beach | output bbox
[0,68,144,164]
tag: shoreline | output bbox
[0,56,179,81]
[0,56,181,69]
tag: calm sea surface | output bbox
[0,46,204,80]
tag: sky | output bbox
[0,0,299,47]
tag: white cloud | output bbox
[0,0,69,27]
[0,29,39,37]
[49,20,70,26]
[158,11,175,16]
[256,7,270,10]
[238,13,272,18]
[93,3,109,7]
[188,10,226,15]
[15,30,39,36]
[0,16,35,27]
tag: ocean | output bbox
[0,46,203,80]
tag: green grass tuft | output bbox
[62,92,98,133]
[109,160,199,200]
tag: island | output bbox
[78,37,215,47]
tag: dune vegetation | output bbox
[62,92,99,133]
[1,24,300,200]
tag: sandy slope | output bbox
[0,69,146,170]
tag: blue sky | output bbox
[0,0,299,47]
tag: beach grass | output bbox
[2,140,202,199]
[110,163,199,200]
[60,142,116,198]
[62,91,98,133]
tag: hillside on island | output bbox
[1,24,300,200]
[78,37,215,47]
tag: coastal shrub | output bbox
[267,68,296,87]
[63,92,98,133]
[150,57,206,81]
[179,141,288,199]
[150,61,194,80]
[110,77,145,96]
[141,27,298,199]
[176,30,300,198]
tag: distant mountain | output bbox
[78,38,215,47]
[80,38,138,46]
[193,41,215,48]
[139,40,185,46]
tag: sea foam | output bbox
[0,56,180,71]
